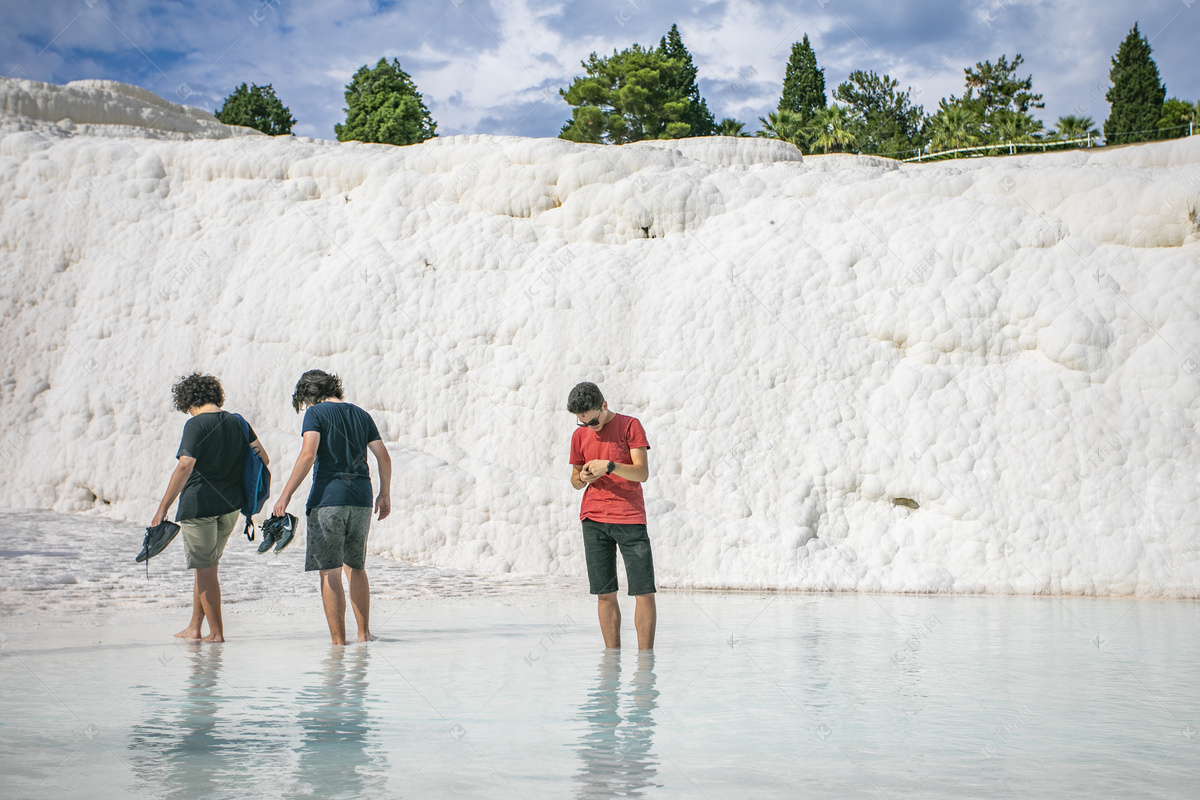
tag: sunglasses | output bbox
[577,409,604,428]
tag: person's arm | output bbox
[249,438,269,468]
[367,440,391,520]
[152,456,195,526]
[571,463,597,490]
[583,448,649,483]
[272,431,320,516]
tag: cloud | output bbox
[2,0,1196,141]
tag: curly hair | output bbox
[292,369,344,413]
[567,381,605,414]
[171,373,224,413]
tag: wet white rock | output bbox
[1,80,1199,597]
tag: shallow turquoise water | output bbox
[1,592,1197,798]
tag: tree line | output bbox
[212,22,1195,159]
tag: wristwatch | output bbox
[605,461,616,475]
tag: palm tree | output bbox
[1051,115,1099,144]
[990,109,1044,145]
[928,103,981,154]
[755,109,805,146]
[717,117,748,137]
[806,104,858,154]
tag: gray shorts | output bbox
[305,506,371,572]
[581,519,656,596]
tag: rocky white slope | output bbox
[2,79,1199,596]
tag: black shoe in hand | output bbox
[136,520,180,564]
[259,513,297,554]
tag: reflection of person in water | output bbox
[574,651,661,799]
[128,647,233,800]
[293,646,386,799]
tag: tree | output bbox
[1158,97,1195,138]
[989,108,1044,144]
[806,104,858,154]
[833,70,927,156]
[335,58,437,146]
[1104,23,1166,145]
[779,35,826,119]
[957,54,1044,143]
[754,109,805,147]
[213,83,295,135]
[559,44,692,143]
[657,23,716,137]
[763,36,827,152]
[1051,115,1099,142]
[716,118,748,137]
[927,101,982,153]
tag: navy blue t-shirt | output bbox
[302,401,382,513]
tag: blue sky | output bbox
[2,1,1196,141]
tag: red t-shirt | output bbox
[570,413,651,524]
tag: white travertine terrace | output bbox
[3,79,1199,596]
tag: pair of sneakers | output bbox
[257,513,297,554]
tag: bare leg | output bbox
[196,566,224,643]
[634,594,656,650]
[321,568,348,645]
[175,573,205,639]
[597,592,621,648]
[345,566,373,642]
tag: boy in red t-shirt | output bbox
[568,382,655,650]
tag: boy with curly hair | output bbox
[152,373,269,642]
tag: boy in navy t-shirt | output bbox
[273,370,391,645]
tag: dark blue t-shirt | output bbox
[302,401,382,513]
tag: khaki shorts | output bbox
[180,510,239,569]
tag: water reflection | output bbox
[574,651,661,798]
[292,645,386,799]
[128,646,239,800]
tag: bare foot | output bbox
[357,632,376,643]
[175,627,202,640]
[201,632,225,643]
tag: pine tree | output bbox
[833,70,927,156]
[559,45,693,144]
[657,24,716,137]
[214,83,296,135]
[335,58,437,146]
[1104,23,1166,145]
[779,35,826,118]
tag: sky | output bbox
[2,0,1196,142]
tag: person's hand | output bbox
[150,509,165,527]
[584,459,609,479]
[272,496,290,518]
[375,492,391,521]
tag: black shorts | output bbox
[581,519,656,596]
